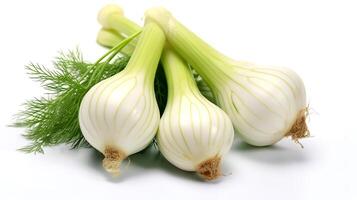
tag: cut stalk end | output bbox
[98,4,124,28]
[102,146,126,177]
[144,7,172,32]
[286,108,310,147]
[196,156,222,181]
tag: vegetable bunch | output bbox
[14,4,309,181]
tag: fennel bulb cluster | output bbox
[89,4,309,180]
[16,3,310,181]
[145,7,309,146]
[95,5,234,180]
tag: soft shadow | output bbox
[233,141,310,164]
[129,146,203,182]
[86,149,103,170]
[86,145,220,183]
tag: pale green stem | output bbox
[124,22,165,83]
[161,46,202,104]
[107,15,142,36]
[97,28,135,55]
[86,30,141,87]
[145,8,237,87]
[98,16,201,102]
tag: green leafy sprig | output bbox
[13,51,128,153]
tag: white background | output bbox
[0,0,356,199]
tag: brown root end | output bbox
[286,108,310,147]
[196,156,222,181]
[102,146,126,177]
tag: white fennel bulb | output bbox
[79,16,165,176]
[145,8,309,146]
[158,48,234,180]
[213,63,307,146]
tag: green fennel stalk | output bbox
[96,14,215,103]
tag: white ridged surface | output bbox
[157,47,235,172]
[215,64,307,146]
[79,71,160,155]
[158,92,234,171]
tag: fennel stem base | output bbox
[196,156,222,181]
[286,107,310,147]
[102,146,126,177]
